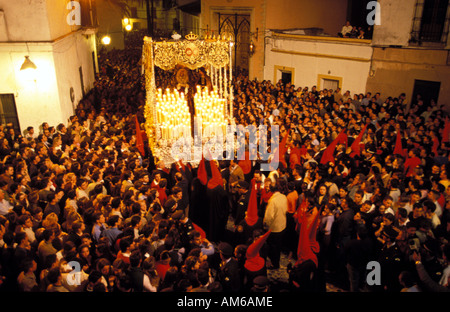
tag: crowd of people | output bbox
[0,39,449,293]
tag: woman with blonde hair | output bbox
[42,212,59,231]
[62,208,82,233]
[64,172,77,189]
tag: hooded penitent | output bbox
[244,230,271,272]
[349,123,368,158]
[320,129,348,165]
[296,199,320,268]
[205,157,229,242]
[197,154,208,185]
[245,180,259,227]
[207,158,223,190]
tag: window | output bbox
[130,7,138,18]
[322,79,339,91]
[173,18,180,32]
[218,13,251,72]
[317,74,342,91]
[410,0,450,44]
[0,94,21,133]
[80,0,98,28]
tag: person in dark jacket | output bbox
[216,242,242,292]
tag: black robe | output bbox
[189,177,209,234]
[206,184,230,243]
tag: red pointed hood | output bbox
[135,115,145,156]
[296,198,308,228]
[192,222,206,239]
[289,144,303,169]
[197,154,207,185]
[442,117,450,144]
[336,129,348,147]
[289,153,300,169]
[432,136,439,157]
[244,230,271,272]
[349,123,368,158]
[279,129,290,168]
[178,159,185,172]
[394,130,407,157]
[296,200,320,267]
[245,180,259,226]
[238,151,252,175]
[207,158,223,189]
[320,129,347,165]
[308,208,321,254]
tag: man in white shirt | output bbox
[271,105,280,118]
[404,191,422,215]
[263,181,287,269]
[0,189,12,216]
[339,21,353,37]
[382,195,396,215]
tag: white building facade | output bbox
[264,33,373,97]
[202,0,450,110]
[0,0,98,133]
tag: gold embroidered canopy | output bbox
[152,34,231,71]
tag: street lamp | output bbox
[101,35,111,45]
[123,17,132,31]
[19,55,38,82]
[249,41,255,56]
[20,56,37,71]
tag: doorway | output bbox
[0,94,21,133]
[218,13,251,73]
[274,66,295,85]
[79,66,85,98]
[412,79,441,107]
[281,71,292,85]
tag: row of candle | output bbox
[155,86,228,141]
[156,88,191,140]
[194,86,227,137]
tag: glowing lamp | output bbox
[20,56,37,71]
[249,41,255,55]
[101,36,111,45]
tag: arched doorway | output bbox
[217,13,251,74]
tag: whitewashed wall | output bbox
[0,43,62,133]
[264,33,373,96]
[53,31,97,125]
[0,0,97,133]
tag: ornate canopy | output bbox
[141,33,234,162]
[152,35,231,71]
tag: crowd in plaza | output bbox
[0,40,449,293]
